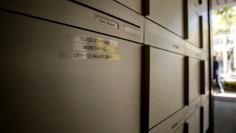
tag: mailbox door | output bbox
[189,58,201,102]
[186,109,201,133]
[115,0,142,13]
[147,0,184,37]
[187,0,201,47]
[1,0,144,43]
[149,47,185,128]
[1,10,141,133]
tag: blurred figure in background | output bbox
[213,56,224,93]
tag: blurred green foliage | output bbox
[212,7,236,36]
[223,81,236,91]
[212,80,236,92]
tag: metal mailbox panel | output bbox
[200,0,209,51]
[200,60,208,95]
[74,0,143,25]
[0,11,141,133]
[187,0,201,47]
[189,58,201,102]
[115,0,142,13]
[186,96,201,119]
[186,109,200,133]
[201,94,209,106]
[149,48,185,128]
[202,14,209,51]
[185,42,202,59]
[145,19,186,55]
[0,0,144,43]
[149,107,188,133]
[204,61,210,95]
[174,125,184,133]
[147,0,184,37]
[203,99,209,133]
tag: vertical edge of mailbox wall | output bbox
[207,0,213,132]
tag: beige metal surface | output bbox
[149,107,188,133]
[201,0,209,51]
[145,19,186,55]
[149,47,185,128]
[201,94,210,105]
[174,125,184,133]
[185,43,202,59]
[147,0,184,37]
[115,0,142,13]
[186,109,201,133]
[187,0,201,47]
[0,0,212,132]
[204,61,210,94]
[74,0,143,26]
[189,58,201,102]
[187,96,201,118]
[1,11,141,133]
[0,0,144,43]
[203,99,210,133]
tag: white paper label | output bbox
[70,36,121,60]
[95,14,119,29]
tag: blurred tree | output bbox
[213,7,236,72]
